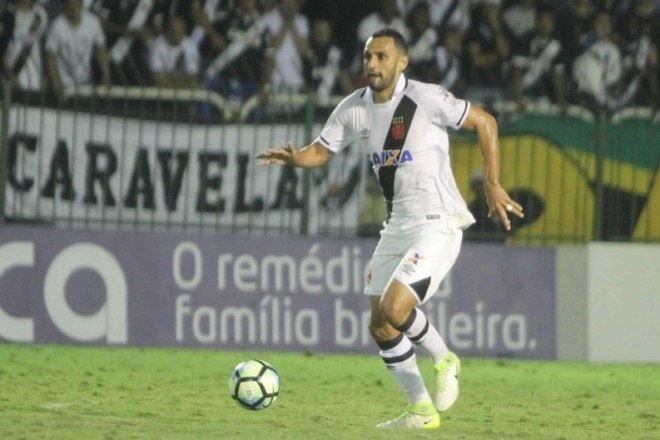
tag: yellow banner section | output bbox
[452,135,659,244]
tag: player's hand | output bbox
[485,182,524,231]
[255,141,298,167]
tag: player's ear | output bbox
[398,54,409,72]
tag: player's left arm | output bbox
[461,104,524,230]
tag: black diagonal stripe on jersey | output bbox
[377,95,418,219]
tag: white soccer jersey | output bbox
[148,35,200,76]
[255,9,309,92]
[45,10,106,87]
[7,5,48,90]
[316,74,475,229]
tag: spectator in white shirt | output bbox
[45,0,110,105]
[148,15,200,89]
[572,10,622,110]
[357,0,408,46]
[502,0,538,55]
[258,0,311,94]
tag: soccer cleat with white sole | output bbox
[376,401,441,430]
[433,351,460,412]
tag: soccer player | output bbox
[256,28,524,430]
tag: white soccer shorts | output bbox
[364,221,463,304]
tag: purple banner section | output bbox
[0,225,555,358]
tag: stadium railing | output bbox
[0,81,658,244]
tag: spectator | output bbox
[303,18,353,104]
[614,9,658,108]
[3,0,48,91]
[92,0,160,86]
[357,0,408,46]
[258,0,311,94]
[430,0,474,34]
[397,0,473,35]
[555,0,598,67]
[405,1,440,83]
[572,9,623,110]
[462,2,510,106]
[178,1,228,60]
[621,0,657,31]
[45,0,110,105]
[502,0,538,55]
[260,0,278,13]
[148,15,200,89]
[434,25,465,93]
[509,6,567,109]
[204,0,264,108]
[160,1,229,67]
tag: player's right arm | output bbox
[255,141,334,168]
[256,90,359,169]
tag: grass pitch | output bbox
[0,344,658,440]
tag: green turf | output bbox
[0,344,658,440]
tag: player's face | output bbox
[363,37,408,96]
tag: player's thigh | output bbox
[364,236,405,297]
[391,228,463,304]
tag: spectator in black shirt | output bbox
[463,2,510,106]
[303,18,353,104]
[92,0,161,85]
[204,0,264,109]
[509,6,567,109]
[405,0,440,84]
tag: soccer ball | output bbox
[228,359,280,410]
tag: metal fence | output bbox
[1,82,658,244]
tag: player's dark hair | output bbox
[371,28,408,54]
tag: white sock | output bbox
[397,308,448,364]
[377,333,431,405]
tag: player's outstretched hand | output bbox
[485,182,524,231]
[255,141,298,167]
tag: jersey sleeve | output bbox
[429,85,470,129]
[314,94,359,153]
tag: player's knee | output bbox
[368,306,393,341]
[368,316,400,342]
[379,295,410,328]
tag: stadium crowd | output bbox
[0,0,659,113]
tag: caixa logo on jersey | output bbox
[0,242,128,344]
[368,149,413,166]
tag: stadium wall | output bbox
[556,244,660,363]
[0,224,555,359]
